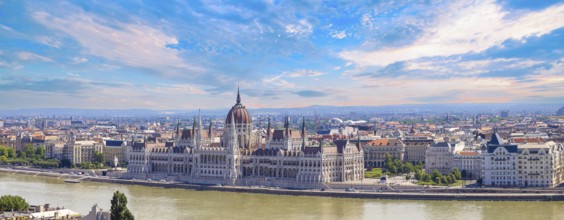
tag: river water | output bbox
[1,173,564,220]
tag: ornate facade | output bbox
[126,90,364,186]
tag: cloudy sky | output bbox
[0,0,563,110]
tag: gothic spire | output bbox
[176,118,180,139]
[284,115,290,136]
[192,116,196,137]
[197,109,203,144]
[266,116,271,139]
[236,85,241,104]
[301,116,306,138]
[208,119,213,137]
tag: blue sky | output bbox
[0,0,563,109]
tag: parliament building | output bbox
[126,89,364,187]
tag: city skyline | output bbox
[1,0,563,110]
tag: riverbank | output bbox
[2,167,564,201]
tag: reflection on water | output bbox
[1,173,564,220]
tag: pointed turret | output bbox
[284,116,290,136]
[301,116,306,138]
[236,85,241,104]
[357,135,362,151]
[208,119,213,138]
[192,116,196,137]
[197,109,203,146]
[266,116,271,140]
[192,116,196,146]
[175,118,180,139]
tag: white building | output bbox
[425,141,465,174]
[453,151,481,179]
[481,133,519,187]
[481,133,564,187]
[63,136,103,165]
[46,141,65,160]
[517,141,564,187]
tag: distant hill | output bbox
[0,103,561,117]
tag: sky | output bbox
[0,0,563,110]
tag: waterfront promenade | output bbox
[2,166,564,201]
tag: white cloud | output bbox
[341,0,564,67]
[262,74,295,89]
[152,84,207,95]
[0,59,23,70]
[36,36,61,48]
[331,31,347,39]
[16,51,52,62]
[285,19,313,37]
[400,57,545,77]
[286,69,325,77]
[72,57,88,64]
[32,10,203,77]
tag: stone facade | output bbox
[63,139,103,165]
[403,137,433,164]
[425,141,464,174]
[481,133,564,187]
[125,91,364,186]
[103,140,127,167]
[453,151,481,179]
[362,139,405,168]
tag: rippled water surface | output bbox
[1,173,564,220]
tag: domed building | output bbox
[126,88,365,187]
[223,87,253,149]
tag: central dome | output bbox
[225,88,252,125]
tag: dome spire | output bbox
[236,85,241,104]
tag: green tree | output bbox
[111,191,134,220]
[431,169,442,182]
[435,177,442,185]
[8,148,16,158]
[422,174,432,182]
[0,195,29,212]
[446,175,453,184]
[449,174,457,183]
[414,170,422,180]
[451,168,462,180]
[93,151,105,166]
[35,146,46,160]
[440,176,448,185]
[403,162,415,173]
[24,144,35,159]
[0,146,6,157]
[17,151,27,159]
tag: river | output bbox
[1,173,564,219]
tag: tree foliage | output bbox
[415,168,462,185]
[0,145,61,168]
[111,191,134,220]
[93,151,105,166]
[0,195,29,212]
[383,153,422,175]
